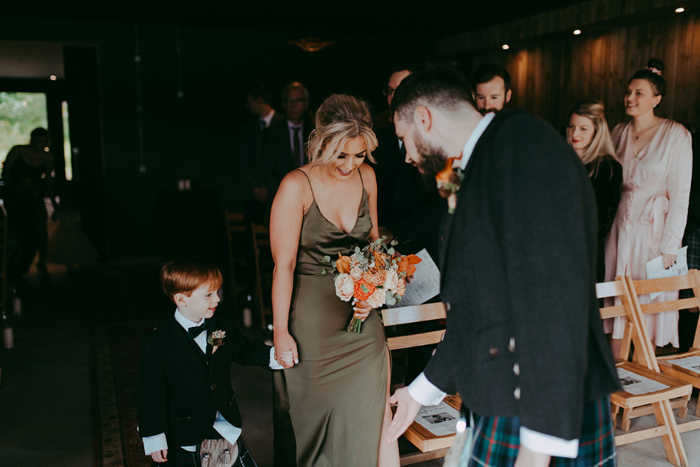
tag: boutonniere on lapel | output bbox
[207,330,226,354]
[436,157,463,214]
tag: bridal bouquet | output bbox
[321,237,422,333]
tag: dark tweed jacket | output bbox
[424,109,620,440]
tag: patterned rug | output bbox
[92,320,160,467]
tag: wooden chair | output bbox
[381,302,459,466]
[597,278,691,466]
[224,212,247,310]
[251,222,273,328]
[627,270,700,435]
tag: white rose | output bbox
[350,267,363,281]
[383,269,399,292]
[334,274,355,302]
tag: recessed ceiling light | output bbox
[676,7,685,13]
[502,44,510,50]
[49,75,57,81]
[573,29,582,35]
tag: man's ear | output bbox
[505,89,513,104]
[415,105,432,133]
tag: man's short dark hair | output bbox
[391,62,473,122]
[245,84,272,104]
[472,63,511,92]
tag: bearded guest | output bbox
[472,63,512,115]
[567,99,622,282]
[385,63,620,467]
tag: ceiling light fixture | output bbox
[573,29,582,35]
[289,37,335,52]
[49,75,57,81]
[676,7,685,13]
[502,44,509,50]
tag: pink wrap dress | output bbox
[604,119,692,347]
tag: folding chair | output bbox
[224,212,247,310]
[597,278,691,466]
[381,302,459,466]
[251,222,273,328]
[627,270,700,435]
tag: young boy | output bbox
[138,256,293,466]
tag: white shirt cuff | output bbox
[142,432,168,455]
[520,426,579,458]
[407,372,447,406]
[269,346,285,370]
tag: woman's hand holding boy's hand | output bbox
[151,450,168,463]
[274,331,299,368]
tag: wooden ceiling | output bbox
[2,0,589,38]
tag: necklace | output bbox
[316,166,343,183]
[633,119,658,140]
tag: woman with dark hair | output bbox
[2,127,54,281]
[604,59,693,355]
[567,99,622,282]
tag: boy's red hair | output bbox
[160,256,223,304]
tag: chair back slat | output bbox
[639,298,700,316]
[387,330,445,351]
[630,273,699,295]
[596,281,625,299]
[600,305,627,319]
[381,302,446,326]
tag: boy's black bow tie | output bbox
[187,318,216,340]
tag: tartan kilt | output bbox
[468,396,616,467]
[171,439,257,467]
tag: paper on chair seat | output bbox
[414,401,461,437]
[645,246,688,300]
[617,368,669,395]
[665,355,700,373]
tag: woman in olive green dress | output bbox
[269,94,399,467]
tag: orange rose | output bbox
[354,279,376,302]
[336,252,351,274]
[397,255,422,278]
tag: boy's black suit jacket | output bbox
[138,313,271,447]
[423,109,620,441]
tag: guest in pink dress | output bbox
[604,59,693,354]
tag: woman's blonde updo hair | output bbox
[307,94,377,167]
[567,98,617,176]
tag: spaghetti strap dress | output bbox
[273,169,388,467]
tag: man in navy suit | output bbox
[386,64,619,466]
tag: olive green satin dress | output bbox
[275,169,388,467]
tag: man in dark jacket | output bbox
[386,64,620,466]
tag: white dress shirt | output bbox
[287,120,304,164]
[142,309,283,455]
[261,109,275,128]
[408,111,579,459]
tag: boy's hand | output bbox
[274,332,299,368]
[280,350,295,368]
[151,449,168,463]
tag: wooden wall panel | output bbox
[465,12,700,132]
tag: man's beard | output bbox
[413,129,450,184]
[478,106,500,116]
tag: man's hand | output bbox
[385,387,423,443]
[514,445,551,467]
[151,449,168,463]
